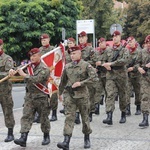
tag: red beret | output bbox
[68,46,81,54]
[67,37,75,42]
[112,30,121,37]
[40,33,50,39]
[145,35,150,43]
[78,31,87,37]
[98,38,106,43]
[127,36,135,41]
[0,39,3,45]
[28,48,40,57]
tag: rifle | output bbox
[65,86,75,96]
[96,66,107,74]
[0,63,31,83]
[127,57,136,68]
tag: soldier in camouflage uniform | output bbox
[10,48,50,147]
[0,39,15,142]
[57,46,98,150]
[102,31,129,125]
[78,31,100,121]
[126,36,142,116]
[138,35,150,127]
[38,33,58,122]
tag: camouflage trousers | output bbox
[105,76,128,112]
[126,76,141,105]
[0,92,15,128]
[140,76,150,114]
[63,93,92,136]
[20,93,50,133]
[50,92,58,110]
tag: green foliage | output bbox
[0,0,81,62]
[123,0,150,44]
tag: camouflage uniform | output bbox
[0,52,15,129]
[59,59,98,136]
[103,45,129,124]
[126,47,142,114]
[20,62,50,133]
[39,45,58,111]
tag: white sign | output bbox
[76,19,94,34]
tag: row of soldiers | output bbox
[0,30,149,150]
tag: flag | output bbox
[41,43,65,97]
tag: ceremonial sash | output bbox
[27,65,49,95]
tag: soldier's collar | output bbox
[0,50,4,56]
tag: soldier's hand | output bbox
[72,82,81,88]
[128,67,134,72]
[146,63,150,68]
[9,69,17,77]
[59,95,63,102]
[96,61,101,66]
[17,68,27,77]
[138,67,145,74]
[102,63,111,70]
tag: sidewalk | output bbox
[0,99,150,150]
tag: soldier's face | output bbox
[128,39,136,48]
[30,53,41,63]
[70,50,81,61]
[99,41,106,49]
[113,35,121,44]
[41,38,50,46]
[79,36,87,44]
[0,44,3,50]
[146,41,150,49]
[67,41,75,48]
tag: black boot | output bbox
[89,112,93,122]
[60,107,65,114]
[33,112,40,123]
[42,133,50,145]
[139,113,149,127]
[75,112,81,124]
[100,95,104,105]
[130,91,134,97]
[95,103,100,115]
[115,94,119,101]
[14,132,28,147]
[4,128,14,142]
[50,110,57,122]
[119,112,126,123]
[84,134,91,149]
[135,105,141,115]
[103,111,113,125]
[57,135,71,150]
[126,104,131,116]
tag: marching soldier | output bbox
[57,46,98,150]
[78,31,100,121]
[138,35,150,127]
[39,33,58,122]
[126,36,142,116]
[0,39,15,142]
[102,31,129,125]
[9,48,51,147]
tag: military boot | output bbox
[100,95,104,105]
[95,103,100,115]
[50,109,57,122]
[42,133,50,145]
[89,112,93,122]
[126,104,131,116]
[119,112,126,123]
[139,113,149,127]
[74,112,81,124]
[60,107,65,114]
[115,94,119,101]
[84,134,91,149]
[103,111,113,125]
[33,112,40,123]
[57,135,71,150]
[14,132,28,147]
[4,128,14,142]
[135,105,141,115]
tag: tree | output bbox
[0,0,82,62]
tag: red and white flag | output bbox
[41,43,65,97]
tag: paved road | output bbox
[0,94,150,150]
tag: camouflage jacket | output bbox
[59,59,98,98]
[39,45,54,55]
[0,52,13,93]
[65,50,71,64]
[24,62,50,98]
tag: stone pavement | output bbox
[0,99,150,150]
